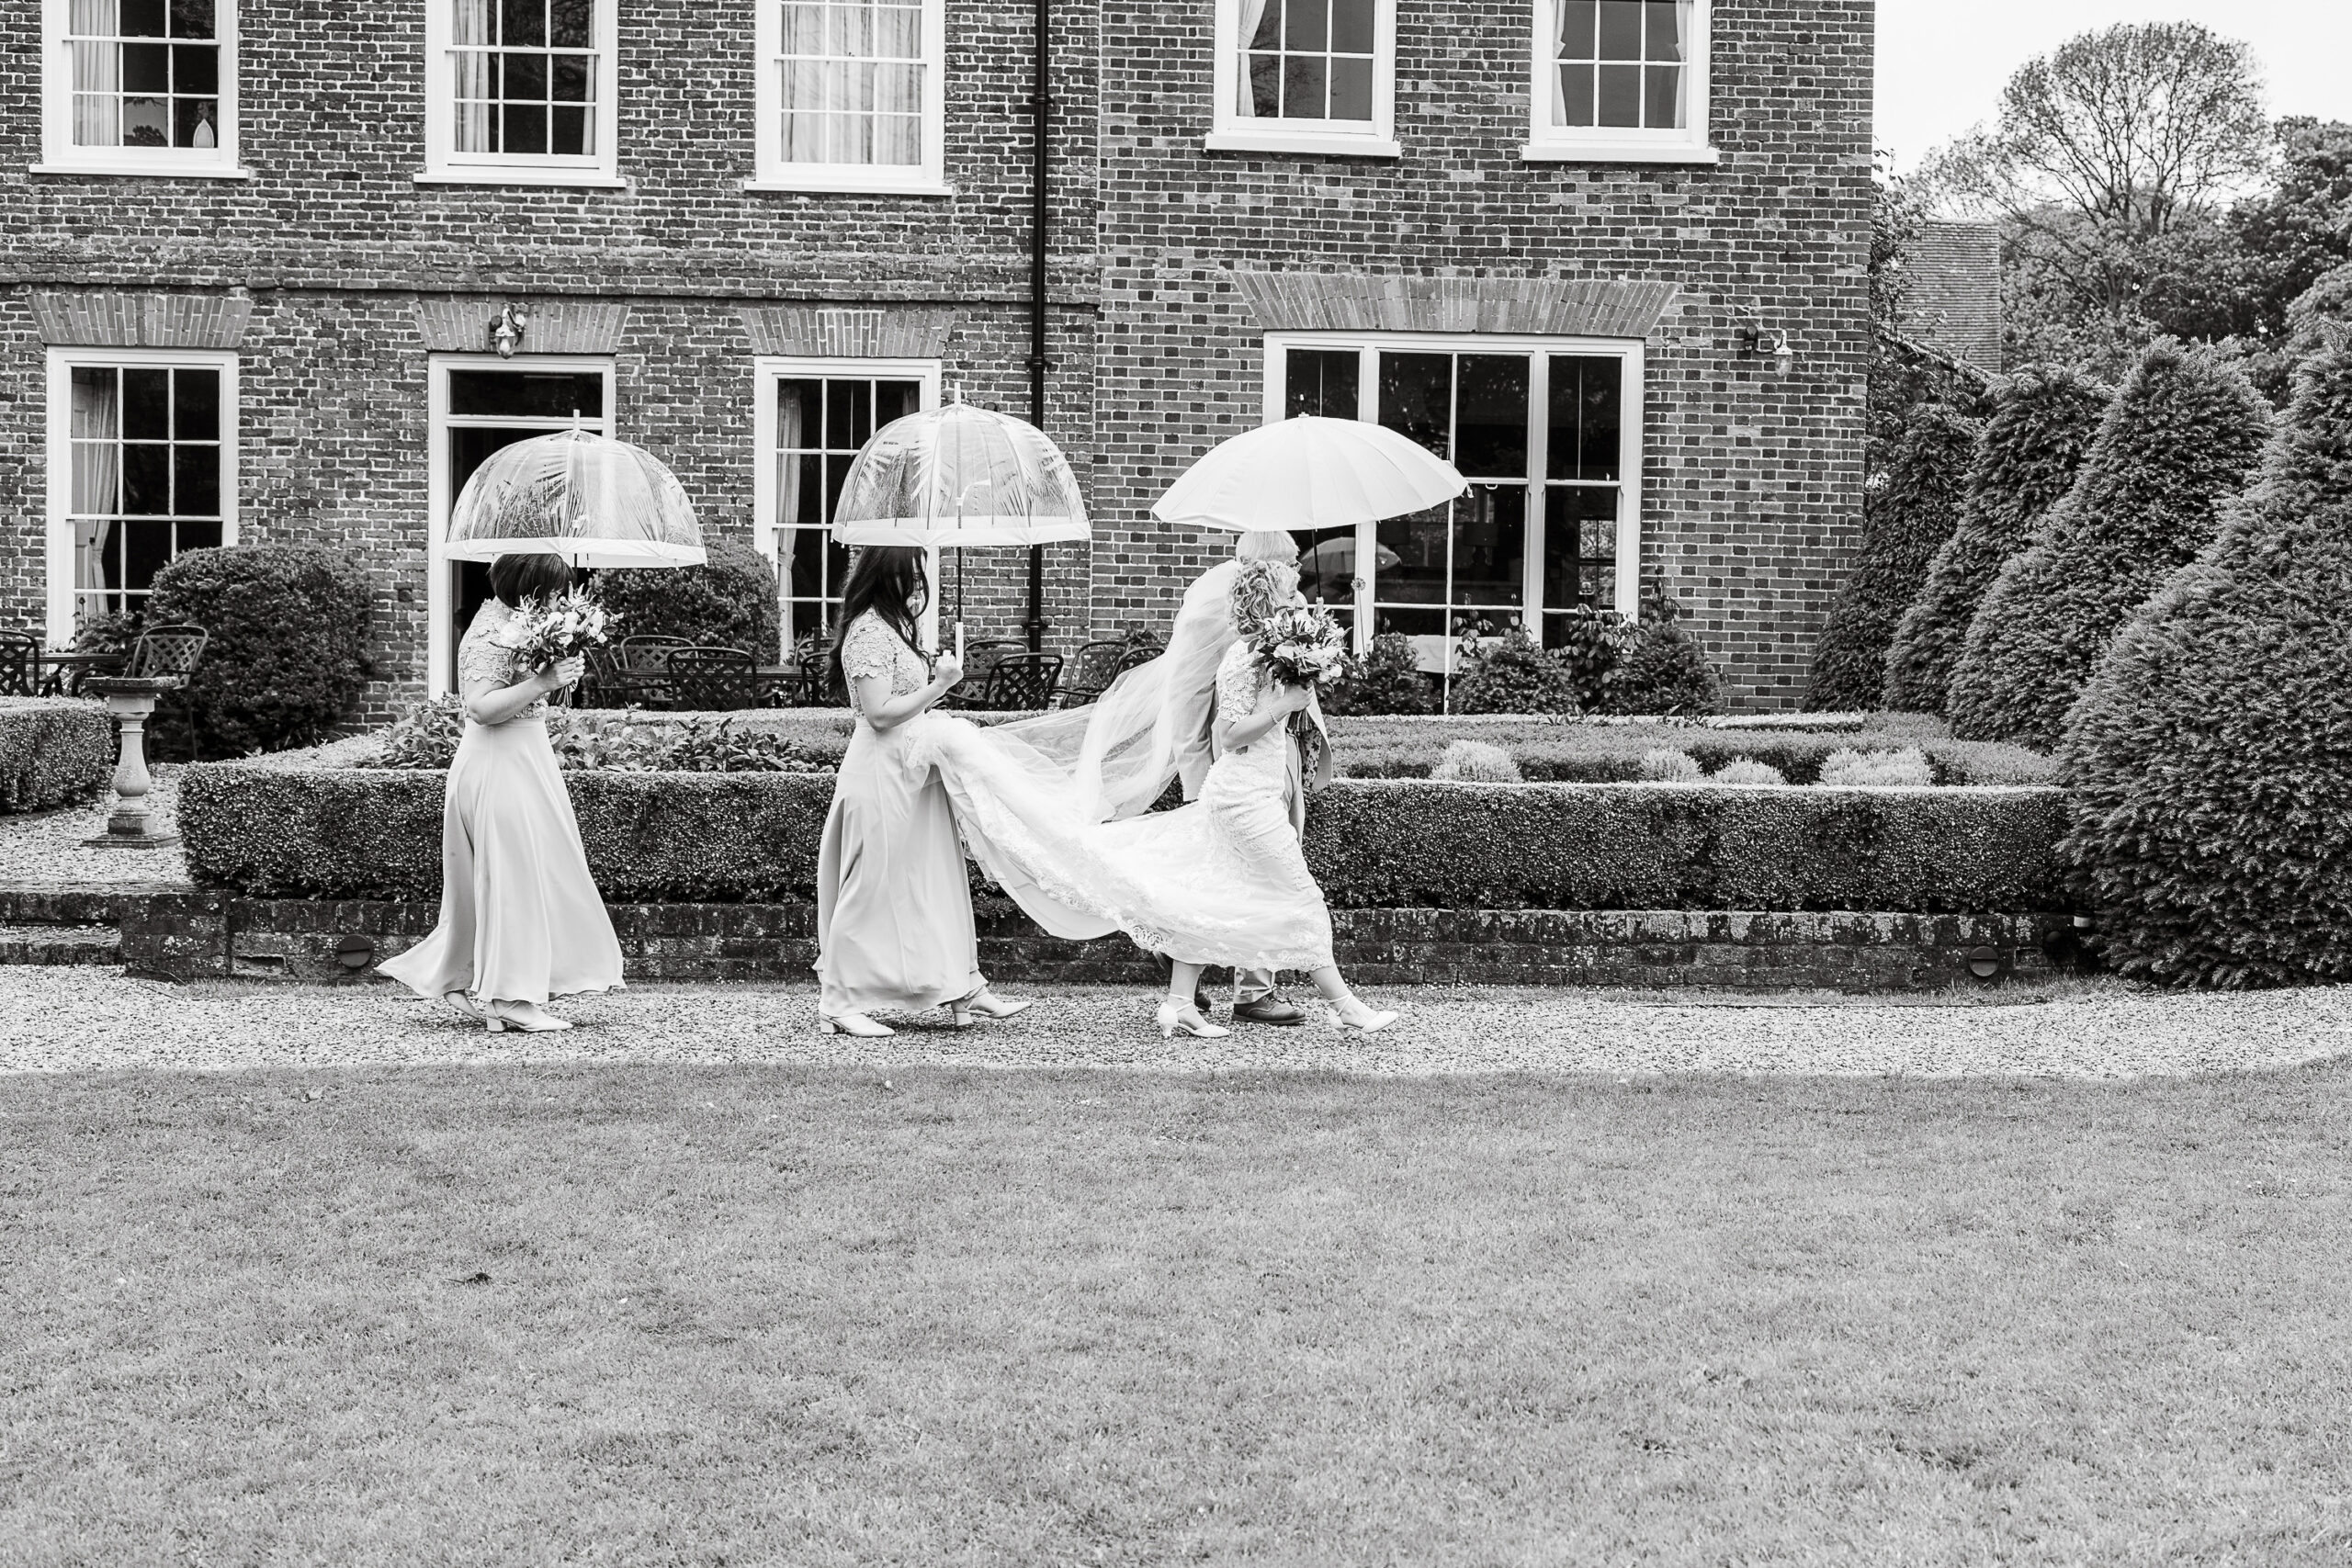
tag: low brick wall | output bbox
[104,890,2086,993]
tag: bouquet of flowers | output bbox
[510,588,616,670]
[1251,602,1349,691]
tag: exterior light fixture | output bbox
[1736,314,1795,376]
[489,303,531,358]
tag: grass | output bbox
[5,1064,2349,1566]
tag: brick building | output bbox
[0,0,1871,714]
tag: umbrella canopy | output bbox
[831,400,1090,549]
[446,428,706,568]
[1150,415,1467,533]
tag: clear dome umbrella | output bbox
[446,426,707,568]
[830,397,1090,550]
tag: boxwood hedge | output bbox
[180,739,2066,912]
[0,697,115,814]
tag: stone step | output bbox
[0,923,123,966]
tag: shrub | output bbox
[372,697,835,773]
[2061,344,2352,986]
[588,536,780,659]
[145,545,374,760]
[1599,595,1723,716]
[1323,631,1437,716]
[1448,626,1579,715]
[64,612,141,696]
[1638,748,1702,782]
[1806,403,1982,711]
[1713,758,1789,786]
[1883,367,2111,714]
[1947,343,2273,748]
[180,739,2067,913]
[0,697,115,813]
[1547,607,1630,708]
[1430,739,1521,784]
[1818,746,1934,787]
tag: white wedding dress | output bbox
[908,640,1338,974]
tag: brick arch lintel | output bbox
[736,303,961,359]
[1229,271,1681,339]
[409,296,631,355]
[28,288,254,350]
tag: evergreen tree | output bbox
[2061,345,2352,985]
[1806,404,1981,709]
[1946,342,2270,747]
[1882,367,2109,713]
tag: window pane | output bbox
[1596,63,1641,125]
[447,370,604,418]
[503,52,548,99]
[550,105,589,154]
[174,99,220,147]
[1553,63,1594,127]
[169,0,217,38]
[124,522,177,591]
[121,0,169,37]
[124,43,172,94]
[175,446,220,516]
[123,98,171,146]
[1281,55,1326,118]
[1544,486,1618,614]
[822,380,861,448]
[552,53,590,101]
[1644,64,1682,129]
[1454,355,1529,479]
[121,369,171,440]
[1284,349,1360,421]
[502,102,548,154]
[549,0,594,48]
[1555,0,1597,60]
[175,518,223,554]
[1549,355,1622,481]
[1329,56,1373,121]
[173,369,220,439]
[501,0,548,47]
[876,4,921,56]
[1645,0,1684,62]
[876,380,923,424]
[1330,0,1374,53]
[782,4,824,53]
[1294,526,1358,612]
[1597,0,1642,58]
[1249,0,1283,50]
[123,446,172,515]
[1375,506,1448,604]
[1283,0,1328,51]
[173,44,218,93]
[1248,54,1281,117]
[1377,353,1452,460]
[1453,486,1525,607]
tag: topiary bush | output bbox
[1947,343,2273,749]
[1449,625,1580,715]
[1806,402,1982,711]
[1713,758,1789,786]
[145,545,374,760]
[1818,747,1934,787]
[0,697,115,813]
[371,697,836,773]
[1323,631,1438,716]
[588,536,780,659]
[1430,739,1521,784]
[1598,595,1723,716]
[1882,367,2111,714]
[1638,748,1702,782]
[2060,344,2352,987]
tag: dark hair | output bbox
[487,553,573,609]
[828,546,929,694]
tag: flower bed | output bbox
[0,697,115,815]
[180,733,2066,912]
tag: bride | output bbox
[910,558,1396,1038]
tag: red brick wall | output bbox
[0,0,1868,713]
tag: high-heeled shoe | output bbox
[819,1010,895,1038]
[1329,998,1398,1033]
[1156,998,1230,1039]
[486,1000,573,1034]
[951,989,1034,1027]
[444,991,491,1025]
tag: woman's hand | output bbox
[1272,680,1315,715]
[539,655,587,693]
[932,652,966,692]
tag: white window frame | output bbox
[36,0,248,179]
[748,0,950,195]
[752,356,942,656]
[419,0,624,188]
[425,354,616,694]
[1522,0,1718,165]
[1208,0,1398,159]
[44,346,239,645]
[1261,331,1645,660]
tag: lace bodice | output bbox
[457,600,544,723]
[1213,642,1291,791]
[841,612,930,717]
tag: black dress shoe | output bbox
[1194,988,1214,1015]
[1231,993,1307,1026]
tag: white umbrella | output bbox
[831,398,1089,549]
[1150,415,1467,533]
[446,427,706,568]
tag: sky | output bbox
[1875,0,2352,172]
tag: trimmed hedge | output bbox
[2060,344,2352,987]
[0,698,115,814]
[1947,343,2273,749]
[1882,367,2110,714]
[588,536,780,659]
[147,545,375,760]
[1805,401,1981,710]
[181,738,2066,913]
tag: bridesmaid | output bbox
[380,553,625,1032]
[816,547,1029,1037]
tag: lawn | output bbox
[4,1064,2348,1566]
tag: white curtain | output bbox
[1235,0,1270,117]
[70,0,119,148]
[69,372,119,609]
[452,0,493,152]
[776,388,806,652]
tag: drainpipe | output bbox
[1023,0,1050,652]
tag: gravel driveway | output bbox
[0,768,189,887]
[4,970,2346,1079]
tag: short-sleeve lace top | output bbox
[840,612,930,717]
[458,599,544,724]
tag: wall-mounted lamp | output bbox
[489,302,531,358]
[1736,316,1797,377]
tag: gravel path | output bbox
[0,768,190,886]
[4,970,2346,1079]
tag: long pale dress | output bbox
[379,599,626,1007]
[815,613,987,1016]
[911,641,1337,975]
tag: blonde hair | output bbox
[1229,559,1290,637]
[1235,530,1298,565]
